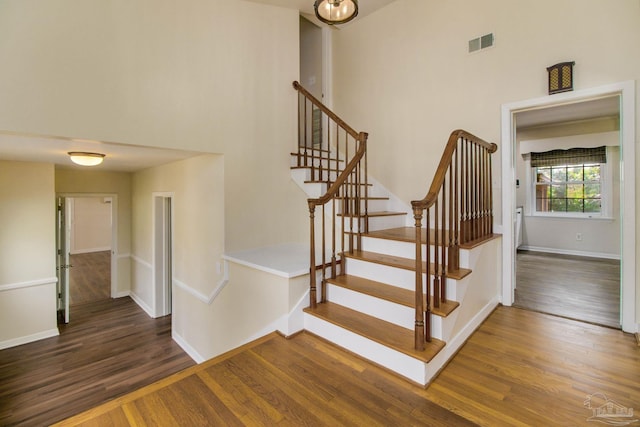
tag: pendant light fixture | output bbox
[68,152,105,166]
[314,0,358,25]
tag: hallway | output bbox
[0,297,194,426]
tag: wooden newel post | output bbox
[413,206,425,351]
[309,201,317,309]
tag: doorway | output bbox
[153,193,173,318]
[56,194,118,323]
[300,15,323,101]
[501,81,636,333]
[68,197,113,305]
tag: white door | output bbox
[56,197,71,323]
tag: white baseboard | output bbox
[519,245,620,260]
[0,328,59,350]
[172,331,205,364]
[129,291,154,318]
[276,289,309,337]
[115,290,130,298]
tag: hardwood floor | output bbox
[0,297,194,426]
[514,250,620,328]
[55,306,640,426]
[69,251,111,306]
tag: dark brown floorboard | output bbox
[69,251,111,306]
[514,250,620,328]
[56,306,640,426]
[0,297,194,426]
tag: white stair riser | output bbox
[337,199,389,214]
[361,236,471,267]
[343,215,406,233]
[326,284,414,329]
[304,313,428,385]
[326,284,450,340]
[345,258,458,300]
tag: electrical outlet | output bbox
[576,233,582,241]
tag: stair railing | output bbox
[293,81,369,308]
[411,130,497,350]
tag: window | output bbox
[529,146,609,218]
[535,164,601,213]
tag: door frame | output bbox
[56,196,71,323]
[57,193,119,299]
[500,80,636,333]
[153,192,174,318]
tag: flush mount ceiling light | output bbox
[68,152,105,166]
[314,0,358,25]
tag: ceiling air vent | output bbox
[468,33,494,53]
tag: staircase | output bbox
[291,81,499,386]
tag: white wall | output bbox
[332,0,640,219]
[0,0,308,253]
[70,197,112,254]
[332,0,639,321]
[131,155,225,315]
[0,0,311,350]
[0,161,58,348]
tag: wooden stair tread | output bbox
[459,233,501,249]
[291,146,334,154]
[304,302,445,363]
[337,196,389,201]
[343,250,471,280]
[304,180,373,186]
[338,211,407,218]
[327,275,459,317]
[364,227,449,245]
[290,166,343,172]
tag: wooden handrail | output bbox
[293,81,360,139]
[411,129,497,351]
[294,81,369,310]
[412,129,497,211]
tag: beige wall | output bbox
[333,0,639,322]
[70,197,112,254]
[0,161,58,347]
[332,0,639,207]
[0,0,308,253]
[131,155,225,313]
[131,154,309,360]
[0,0,309,350]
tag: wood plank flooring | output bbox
[514,250,620,328]
[0,297,194,426]
[69,251,111,306]
[55,306,640,426]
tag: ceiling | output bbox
[0,132,203,172]
[515,95,620,129]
